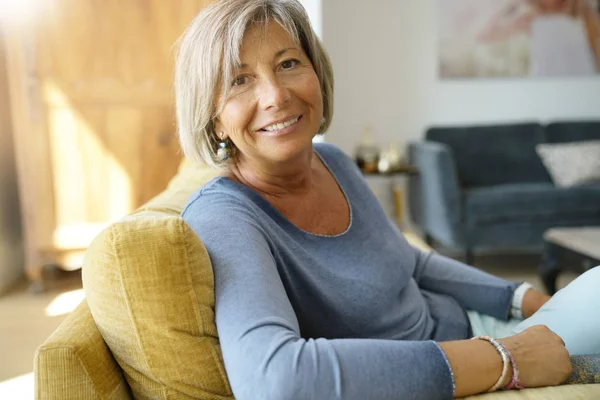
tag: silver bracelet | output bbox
[510,282,533,320]
[472,335,511,392]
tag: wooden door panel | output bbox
[46,101,109,224]
[77,107,110,223]
[104,105,144,215]
[104,106,180,208]
[5,0,211,285]
[36,0,204,251]
[139,106,181,204]
[4,30,57,258]
[47,104,93,227]
[36,0,204,89]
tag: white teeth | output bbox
[263,117,299,131]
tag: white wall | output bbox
[299,0,322,39]
[322,0,600,156]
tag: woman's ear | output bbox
[214,119,226,139]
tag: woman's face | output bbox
[214,22,323,167]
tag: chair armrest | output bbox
[408,141,464,247]
[35,300,132,399]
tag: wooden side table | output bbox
[540,227,600,295]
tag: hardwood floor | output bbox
[0,268,83,398]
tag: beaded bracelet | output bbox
[472,335,523,391]
[502,346,525,391]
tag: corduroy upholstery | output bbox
[82,211,232,399]
[34,300,132,399]
[35,159,600,399]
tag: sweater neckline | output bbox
[216,146,353,238]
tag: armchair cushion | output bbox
[462,384,600,399]
[82,163,233,399]
[35,300,131,400]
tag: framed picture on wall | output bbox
[438,0,600,79]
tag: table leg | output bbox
[26,264,45,293]
[540,242,560,295]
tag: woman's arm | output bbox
[412,249,519,320]
[412,248,552,320]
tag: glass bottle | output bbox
[355,125,380,174]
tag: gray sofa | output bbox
[408,121,600,265]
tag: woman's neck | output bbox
[224,148,320,199]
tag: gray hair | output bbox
[174,0,334,168]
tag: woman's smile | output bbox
[258,115,303,136]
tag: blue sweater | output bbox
[182,143,519,400]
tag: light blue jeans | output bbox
[468,266,600,356]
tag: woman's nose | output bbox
[257,76,290,109]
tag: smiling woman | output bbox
[173,1,600,399]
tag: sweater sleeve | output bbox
[183,194,455,400]
[412,248,520,320]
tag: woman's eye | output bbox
[232,75,248,87]
[280,59,299,70]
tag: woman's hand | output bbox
[522,288,551,319]
[499,325,572,388]
[440,324,571,397]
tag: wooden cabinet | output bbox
[3,0,211,291]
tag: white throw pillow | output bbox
[536,140,600,188]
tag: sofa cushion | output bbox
[465,182,600,225]
[426,123,551,188]
[545,121,600,143]
[536,140,600,187]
